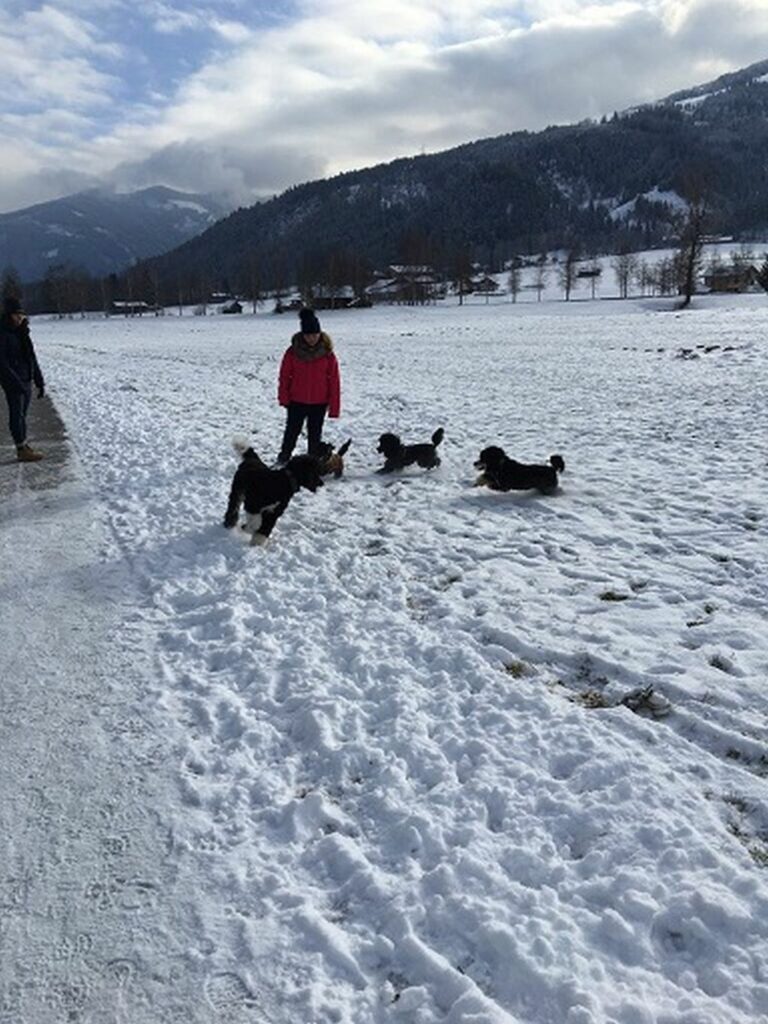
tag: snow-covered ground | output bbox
[2,295,768,1023]
[478,241,768,303]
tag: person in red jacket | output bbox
[277,307,341,464]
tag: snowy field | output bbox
[3,295,768,1023]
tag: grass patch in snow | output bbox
[503,659,533,679]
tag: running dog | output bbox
[223,446,323,545]
[376,427,444,474]
[474,446,565,494]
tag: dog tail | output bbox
[550,454,565,474]
[337,438,352,457]
[232,435,264,463]
[432,427,445,448]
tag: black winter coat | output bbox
[0,315,44,394]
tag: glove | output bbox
[37,387,45,399]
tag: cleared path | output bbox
[0,397,227,1024]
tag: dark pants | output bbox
[1,384,31,446]
[279,402,327,460]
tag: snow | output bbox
[609,188,688,223]
[2,296,768,1023]
[674,92,717,109]
[165,199,210,215]
[45,224,76,237]
[495,241,768,303]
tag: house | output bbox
[273,293,303,313]
[108,300,162,316]
[471,274,500,293]
[703,266,760,293]
[307,286,357,310]
[366,265,443,304]
[220,300,243,314]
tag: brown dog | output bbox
[314,439,352,478]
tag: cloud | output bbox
[1,0,767,213]
[110,137,326,202]
[0,4,121,109]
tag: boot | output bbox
[17,444,44,462]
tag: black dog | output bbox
[376,428,444,473]
[223,448,323,545]
[474,447,565,494]
[313,438,352,479]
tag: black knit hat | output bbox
[299,307,321,334]
[3,295,22,316]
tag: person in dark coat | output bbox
[276,308,341,464]
[0,296,46,461]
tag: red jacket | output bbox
[278,334,341,417]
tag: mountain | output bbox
[136,58,768,298]
[0,186,227,282]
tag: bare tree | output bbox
[675,177,708,309]
[583,261,602,299]
[731,243,755,273]
[557,249,580,301]
[612,250,639,299]
[507,262,522,303]
[533,256,548,302]
[634,260,652,297]
[655,257,676,296]
[450,246,474,306]
[706,249,723,279]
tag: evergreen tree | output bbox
[1,266,22,303]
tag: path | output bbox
[0,398,229,1024]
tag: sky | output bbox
[2,0,768,214]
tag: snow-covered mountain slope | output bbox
[0,186,226,282]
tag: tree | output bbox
[132,265,157,311]
[706,249,723,282]
[675,176,708,309]
[583,261,602,299]
[557,249,580,301]
[507,262,522,303]
[730,244,755,274]
[655,257,676,296]
[246,256,264,314]
[450,246,474,306]
[635,260,654,297]
[756,258,768,294]
[533,256,548,302]
[43,264,69,316]
[612,250,638,299]
[1,266,22,304]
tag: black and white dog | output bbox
[223,446,323,546]
[474,446,565,494]
[376,427,444,473]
